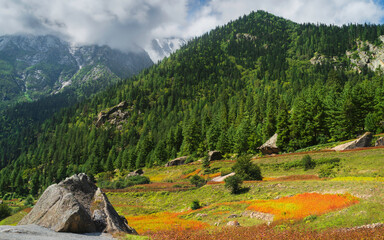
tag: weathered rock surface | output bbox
[208,151,223,161]
[210,172,235,182]
[0,225,113,240]
[19,173,137,235]
[259,133,280,154]
[332,132,373,151]
[375,137,384,147]
[96,101,131,127]
[165,156,188,167]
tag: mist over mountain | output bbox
[0,34,153,110]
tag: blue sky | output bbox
[0,0,384,50]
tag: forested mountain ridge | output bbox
[1,10,384,197]
[0,34,153,111]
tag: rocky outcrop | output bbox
[126,169,144,178]
[332,132,373,151]
[259,133,280,154]
[165,156,188,167]
[208,151,223,161]
[375,137,384,146]
[96,101,131,127]
[19,173,136,235]
[346,38,384,72]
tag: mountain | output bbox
[1,11,384,196]
[146,37,187,63]
[0,35,153,110]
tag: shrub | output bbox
[190,175,206,187]
[318,164,336,178]
[225,175,243,194]
[0,203,11,220]
[191,200,201,210]
[302,155,315,170]
[232,155,262,180]
[220,167,232,176]
[24,195,35,207]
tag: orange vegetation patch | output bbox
[181,169,201,179]
[126,212,209,234]
[22,208,32,213]
[246,193,359,220]
[201,172,222,179]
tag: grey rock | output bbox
[228,214,239,218]
[208,151,223,161]
[165,156,188,167]
[259,133,280,154]
[375,137,384,147]
[126,169,144,178]
[0,224,113,240]
[332,132,373,151]
[19,173,136,235]
[226,221,240,227]
[96,101,130,127]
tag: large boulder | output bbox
[332,132,373,151]
[208,151,223,161]
[165,156,188,167]
[258,133,280,155]
[18,173,137,235]
[375,137,384,147]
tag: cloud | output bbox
[0,0,188,51]
[0,0,383,50]
[182,0,384,38]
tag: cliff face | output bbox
[310,35,384,73]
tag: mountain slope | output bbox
[1,11,384,196]
[0,35,153,110]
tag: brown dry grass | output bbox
[149,224,384,240]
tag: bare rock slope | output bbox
[18,173,136,235]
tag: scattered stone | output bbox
[210,172,235,182]
[196,213,208,218]
[208,151,223,161]
[228,214,239,218]
[242,210,274,222]
[332,132,373,151]
[19,173,137,235]
[258,133,280,154]
[226,221,240,227]
[375,137,384,147]
[165,156,188,167]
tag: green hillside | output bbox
[1,10,384,198]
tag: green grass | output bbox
[105,147,384,235]
[0,210,28,226]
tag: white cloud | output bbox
[181,0,384,39]
[0,0,188,51]
[0,0,382,50]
